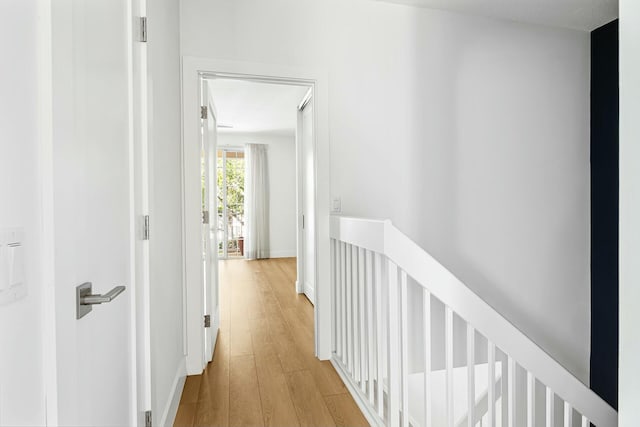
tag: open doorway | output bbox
[206,75,313,293]
[181,61,327,376]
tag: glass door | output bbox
[216,148,245,259]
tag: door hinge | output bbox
[138,17,148,42]
[145,410,152,427]
[201,105,208,120]
[142,215,150,240]
[202,210,210,224]
[204,314,211,328]
[302,214,305,229]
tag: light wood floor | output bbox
[174,258,369,427]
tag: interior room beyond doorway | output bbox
[208,78,310,262]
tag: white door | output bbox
[202,82,219,362]
[300,96,316,304]
[50,1,143,425]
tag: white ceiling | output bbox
[206,78,310,136]
[377,0,617,31]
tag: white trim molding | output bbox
[159,359,187,427]
[268,250,297,258]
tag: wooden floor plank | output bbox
[286,370,337,427]
[296,301,315,334]
[262,261,300,310]
[232,279,265,321]
[265,309,307,372]
[174,403,196,427]
[275,258,297,284]
[211,328,230,366]
[280,304,346,396]
[181,376,202,404]
[229,355,264,427]
[252,323,301,427]
[305,359,348,397]
[281,307,315,355]
[229,278,261,357]
[229,321,254,357]
[194,360,229,427]
[324,393,370,427]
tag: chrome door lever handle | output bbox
[81,286,126,305]
[76,282,126,319]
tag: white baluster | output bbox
[375,252,384,417]
[388,260,400,427]
[467,323,475,427]
[502,353,509,425]
[341,242,347,366]
[564,402,572,427]
[488,342,495,427]
[423,289,432,427]
[334,240,340,357]
[400,270,409,427]
[346,244,353,374]
[353,246,360,382]
[508,356,515,427]
[581,415,588,427]
[366,249,375,404]
[546,387,554,427]
[446,306,454,427]
[331,240,335,353]
[527,372,535,427]
[339,242,343,360]
[337,242,345,365]
[359,247,367,391]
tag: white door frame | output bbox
[36,0,58,423]
[181,57,332,374]
[129,0,152,424]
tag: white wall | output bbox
[0,1,47,424]
[619,0,640,423]
[218,133,297,258]
[147,0,187,424]
[181,0,591,381]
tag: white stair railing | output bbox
[329,216,617,427]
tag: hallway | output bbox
[174,258,368,427]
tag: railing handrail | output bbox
[330,215,618,427]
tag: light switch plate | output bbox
[9,244,24,287]
[0,245,8,291]
[0,228,26,306]
[331,197,342,213]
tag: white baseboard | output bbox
[269,250,296,258]
[211,306,220,352]
[304,281,315,304]
[330,357,383,427]
[159,359,187,427]
[296,280,303,293]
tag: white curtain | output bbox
[244,143,270,259]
